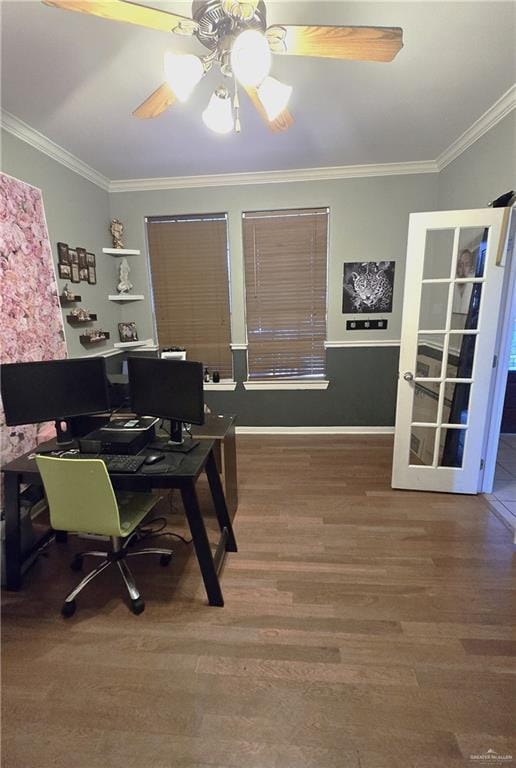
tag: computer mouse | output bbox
[144,453,165,465]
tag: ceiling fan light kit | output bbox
[43,0,403,134]
[230,29,271,86]
[164,52,204,102]
[202,86,235,134]
[257,76,293,122]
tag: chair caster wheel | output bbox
[70,555,83,572]
[130,598,145,615]
[61,600,76,618]
[160,554,173,567]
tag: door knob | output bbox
[403,372,414,381]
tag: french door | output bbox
[392,208,509,493]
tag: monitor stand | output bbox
[150,419,199,454]
[55,419,74,447]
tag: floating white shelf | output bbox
[108,295,144,301]
[103,248,141,256]
[113,340,148,349]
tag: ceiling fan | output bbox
[43,0,403,134]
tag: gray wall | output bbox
[1,129,119,359]
[202,348,399,427]
[437,111,516,210]
[109,174,439,345]
[109,173,438,426]
[3,109,513,427]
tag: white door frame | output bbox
[481,205,516,492]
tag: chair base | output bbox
[62,536,173,617]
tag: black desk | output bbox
[1,440,237,606]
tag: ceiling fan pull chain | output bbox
[234,80,241,133]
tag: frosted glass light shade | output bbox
[164,52,203,102]
[202,89,234,134]
[231,29,271,86]
[257,76,293,121]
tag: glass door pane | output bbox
[423,229,455,279]
[419,283,450,330]
[456,227,487,279]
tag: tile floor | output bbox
[486,433,516,541]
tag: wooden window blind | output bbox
[242,208,328,380]
[146,214,232,379]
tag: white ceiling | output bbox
[1,1,515,180]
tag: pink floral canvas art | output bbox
[0,173,67,467]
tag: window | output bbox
[242,207,329,381]
[146,214,232,379]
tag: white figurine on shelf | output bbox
[117,257,133,294]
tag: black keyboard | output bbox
[52,452,146,474]
[100,455,146,473]
[37,450,183,474]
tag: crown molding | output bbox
[1,110,110,192]
[108,160,438,193]
[3,84,514,192]
[436,83,516,171]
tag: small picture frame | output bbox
[118,321,138,342]
[57,242,70,264]
[342,261,395,314]
[70,250,79,265]
[87,266,97,285]
[86,252,96,267]
[71,263,80,283]
[77,247,87,270]
[58,263,71,280]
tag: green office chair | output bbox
[36,455,173,618]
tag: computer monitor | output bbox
[127,357,204,451]
[1,357,110,445]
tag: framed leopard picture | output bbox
[342,261,395,314]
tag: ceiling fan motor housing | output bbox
[192,0,267,50]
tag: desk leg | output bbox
[4,473,22,591]
[206,450,238,553]
[180,482,224,607]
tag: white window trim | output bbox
[204,380,237,391]
[243,380,329,391]
[324,340,401,348]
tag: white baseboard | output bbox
[235,426,395,435]
[484,498,516,543]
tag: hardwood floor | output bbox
[2,436,515,768]
[486,433,516,540]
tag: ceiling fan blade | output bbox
[243,86,294,133]
[42,0,199,35]
[133,83,176,119]
[266,24,403,62]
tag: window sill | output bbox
[204,381,237,392]
[243,380,329,391]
